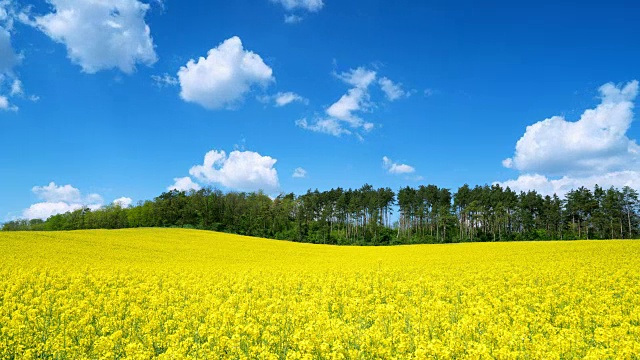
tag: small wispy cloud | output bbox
[382,156,415,174]
[292,167,307,178]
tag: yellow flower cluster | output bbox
[1,229,640,359]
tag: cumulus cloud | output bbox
[33,0,157,74]
[270,0,324,12]
[503,80,639,176]
[379,77,407,101]
[274,91,308,107]
[496,171,640,198]
[189,149,280,192]
[382,156,415,175]
[499,80,640,196]
[292,167,307,178]
[23,202,83,220]
[177,36,274,110]
[113,197,133,208]
[22,182,104,220]
[168,176,201,192]
[32,182,82,203]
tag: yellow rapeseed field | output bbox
[1,229,640,359]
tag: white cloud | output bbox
[151,73,178,87]
[336,67,377,89]
[382,156,415,175]
[0,94,15,110]
[274,0,323,24]
[496,171,640,198]
[0,0,22,29]
[0,24,21,111]
[85,193,104,204]
[292,167,307,178]
[299,67,406,139]
[498,80,640,196]
[9,78,21,96]
[177,36,274,110]
[503,80,639,177]
[32,182,82,203]
[113,197,133,208]
[379,77,407,101]
[284,14,303,24]
[270,0,324,12]
[168,176,201,192]
[299,67,378,138]
[0,2,36,110]
[23,182,104,220]
[34,0,157,74]
[274,91,307,107]
[189,149,280,192]
[326,87,372,127]
[0,26,18,73]
[296,117,351,136]
[23,202,83,220]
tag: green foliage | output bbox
[3,183,640,244]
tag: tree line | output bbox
[3,184,640,244]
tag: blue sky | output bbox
[1,0,640,220]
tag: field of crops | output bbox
[1,229,640,359]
